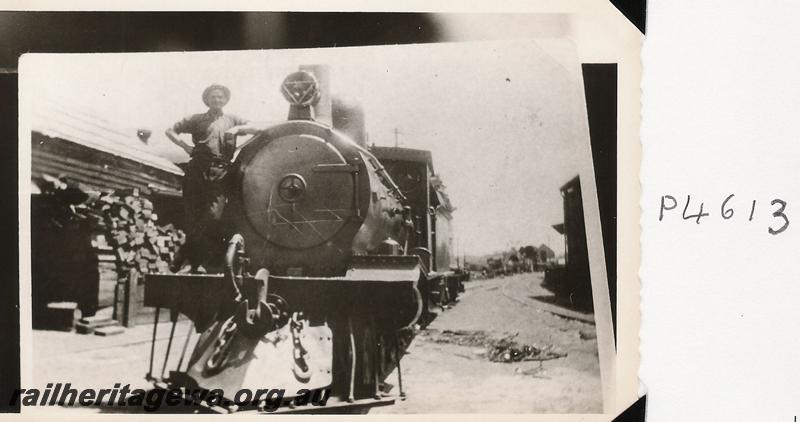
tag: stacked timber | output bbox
[97,190,186,326]
[95,190,185,276]
[33,174,186,326]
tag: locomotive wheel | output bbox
[417,276,439,327]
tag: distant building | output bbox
[537,244,556,264]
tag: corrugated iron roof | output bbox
[31,97,183,176]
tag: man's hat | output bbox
[202,84,231,107]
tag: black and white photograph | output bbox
[18,17,627,415]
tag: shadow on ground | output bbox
[529,294,593,314]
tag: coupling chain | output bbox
[290,312,312,381]
[205,316,239,373]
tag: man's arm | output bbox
[221,124,257,154]
[223,123,266,148]
[165,127,194,156]
[225,123,264,137]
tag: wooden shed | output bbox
[544,176,593,311]
[30,98,185,325]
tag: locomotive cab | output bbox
[370,146,465,311]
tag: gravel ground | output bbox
[371,272,602,414]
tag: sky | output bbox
[23,38,595,256]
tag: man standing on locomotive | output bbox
[165,84,253,273]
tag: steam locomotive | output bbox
[143,69,465,413]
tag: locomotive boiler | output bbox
[142,70,432,412]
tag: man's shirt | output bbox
[172,110,248,161]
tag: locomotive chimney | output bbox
[332,96,368,149]
[299,64,332,126]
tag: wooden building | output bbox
[30,98,184,325]
[544,176,593,311]
[537,243,557,266]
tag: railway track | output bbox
[499,274,595,325]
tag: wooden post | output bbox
[117,269,140,328]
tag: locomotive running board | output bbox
[343,255,422,282]
[143,255,422,327]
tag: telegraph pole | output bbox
[393,127,399,147]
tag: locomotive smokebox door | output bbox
[240,133,356,258]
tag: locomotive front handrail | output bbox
[312,163,358,173]
[224,234,246,300]
[364,153,407,202]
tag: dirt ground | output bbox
[371,272,602,413]
[29,272,600,414]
